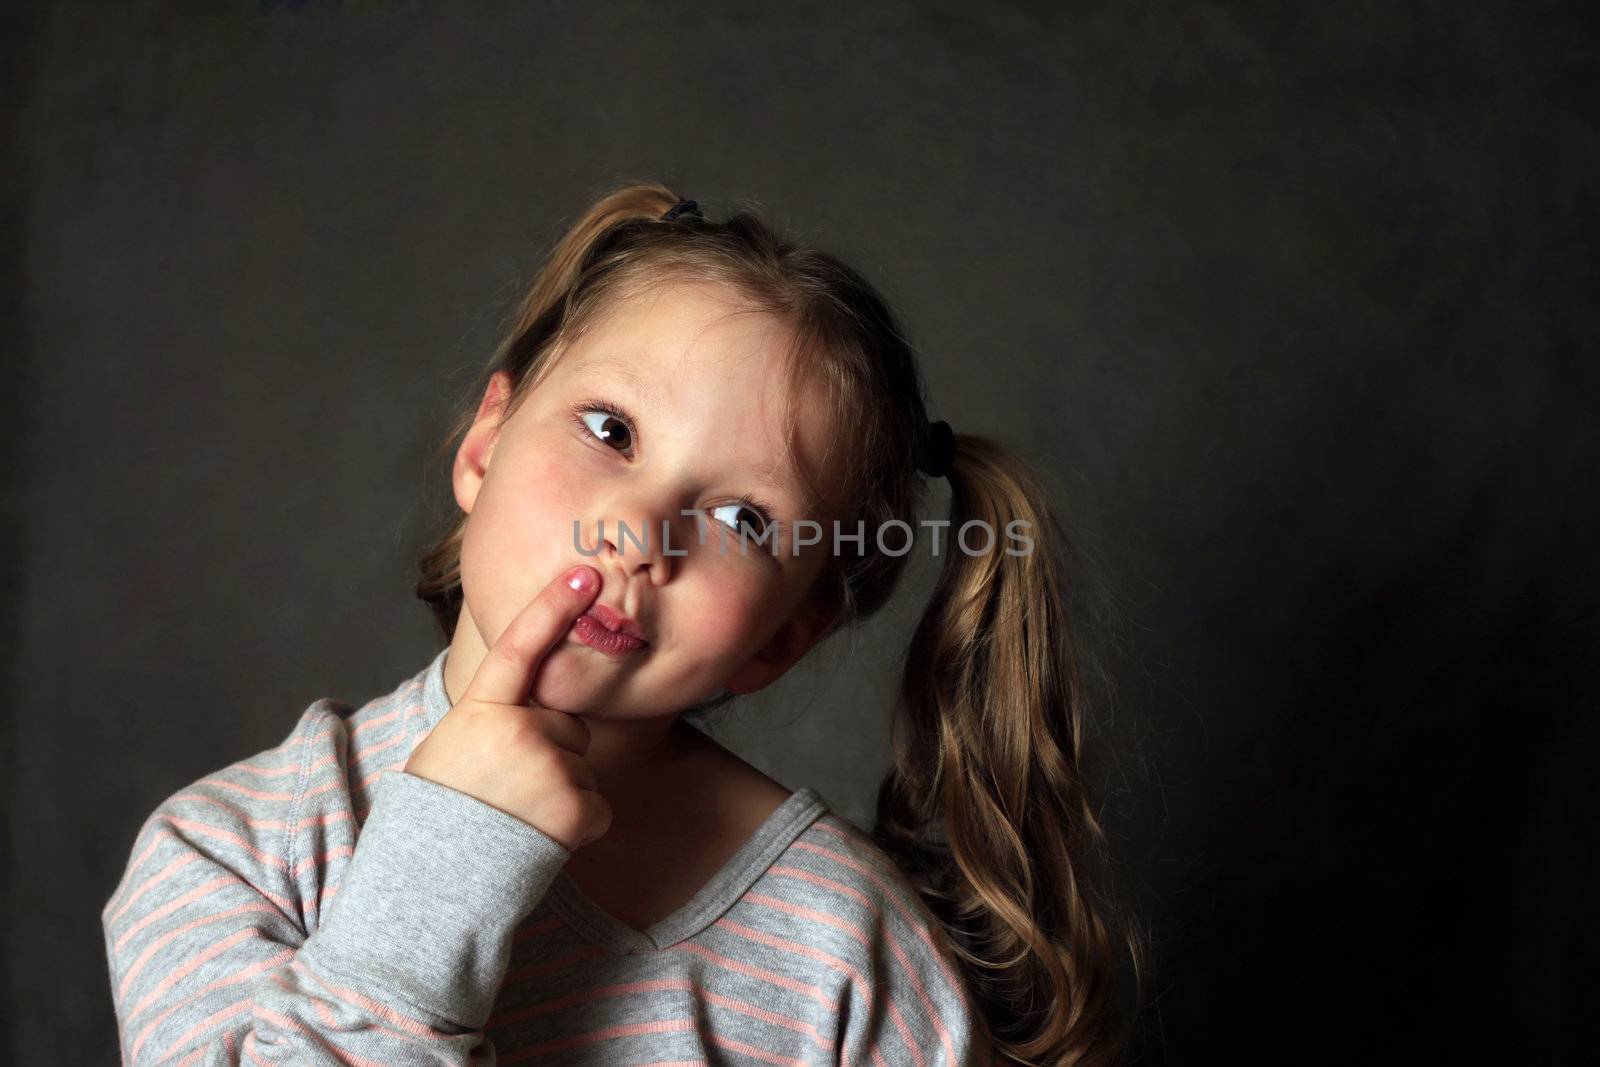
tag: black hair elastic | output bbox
[660,199,703,222]
[920,419,955,479]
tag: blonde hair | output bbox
[416,179,1147,1064]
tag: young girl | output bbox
[103,183,1143,1065]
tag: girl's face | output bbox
[449,279,840,719]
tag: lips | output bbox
[585,602,647,643]
[571,613,646,657]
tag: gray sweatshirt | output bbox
[103,647,990,1064]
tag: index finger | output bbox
[461,564,601,709]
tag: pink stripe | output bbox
[699,985,833,1052]
[359,760,406,790]
[231,760,300,780]
[269,967,446,1052]
[281,808,356,845]
[125,926,261,1022]
[714,913,898,1058]
[709,1032,809,1066]
[114,875,235,951]
[305,751,339,775]
[291,958,457,1040]
[802,827,969,987]
[876,996,926,1067]
[768,862,873,907]
[252,1004,391,1067]
[166,795,353,836]
[116,877,294,953]
[157,998,251,1062]
[117,901,281,999]
[315,881,340,918]
[169,793,288,831]
[198,778,296,803]
[675,940,834,1008]
[107,834,167,908]
[350,696,425,740]
[107,852,201,924]
[350,704,404,737]
[743,891,870,945]
[353,729,409,767]
[500,1018,699,1062]
[302,779,344,800]
[714,916,874,992]
[232,722,337,774]
[741,884,944,1057]
[489,977,687,1029]
[131,949,291,1059]
[799,827,973,1024]
[290,845,355,880]
[877,912,957,1064]
[163,818,288,870]
[794,828,961,1063]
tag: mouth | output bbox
[585,602,647,642]
[568,603,649,658]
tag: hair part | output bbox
[415,178,1148,1063]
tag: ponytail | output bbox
[872,433,1146,1066]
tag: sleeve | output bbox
[833,870,995,1067]
[103,707,572,1066]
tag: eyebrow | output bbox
[576,355,806,500]
[579,356,658,403]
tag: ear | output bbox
[724,597,839,696]
[452,371,514,515]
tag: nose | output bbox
[592,504,690,586]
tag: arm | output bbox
[104,714,570,1065]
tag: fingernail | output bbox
[566,565,596,593]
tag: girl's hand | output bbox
[404,565,614,852]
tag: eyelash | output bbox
[568,397,778,533]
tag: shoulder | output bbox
[134,696,354,841]
[125,696,358,839]
[145,668,436,849]
[103,696,356,938]
[757,811,992,1065]
[784,812,967,976]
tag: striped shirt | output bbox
[103,647,990,1064]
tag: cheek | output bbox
[461,440,590,609]
[670,576,779,668]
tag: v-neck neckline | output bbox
[542,784,827,954]
[414,647,830,954]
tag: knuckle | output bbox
[535,742,569,779]
[546,790,589,840]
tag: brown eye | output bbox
[578,410,632,452]
[711,502,768,537]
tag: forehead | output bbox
[572,281,786,370]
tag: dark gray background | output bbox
[6,1,1595,1062]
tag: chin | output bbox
[527,646,612,713]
